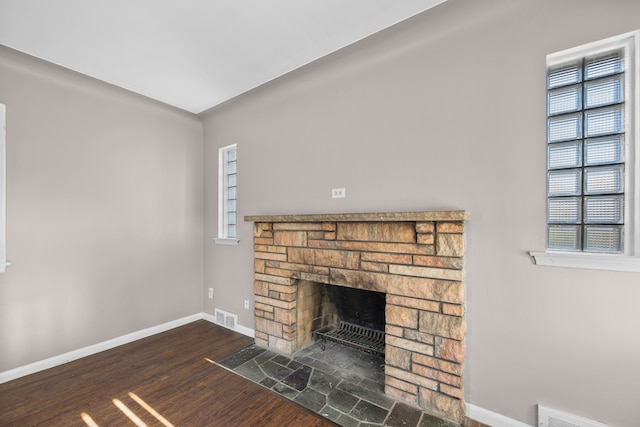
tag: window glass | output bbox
[218,144,237,241]
[546,47,629,254]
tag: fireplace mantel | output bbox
[245,210,469,223]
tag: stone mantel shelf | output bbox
[244,210,469,223]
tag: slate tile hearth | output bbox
[218,341,458,427]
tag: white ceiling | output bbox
[0,0,446,113]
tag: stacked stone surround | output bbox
[244,211,468,423]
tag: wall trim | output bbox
[466,403,533,427]
[0,312,256,385]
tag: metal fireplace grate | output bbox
[313,321,385,357]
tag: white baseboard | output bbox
[467,403,533,427]
[202,312,255,338]
[0,312,253,384]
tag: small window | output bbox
[215,144,238,245]
[547,51,626,253]
[531,31,640,271]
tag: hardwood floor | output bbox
[0,320,334,426]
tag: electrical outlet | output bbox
[208,288,213,299]
[332,188,346,198]
[244,299,250,310]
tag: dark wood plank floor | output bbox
[0,320,334,426]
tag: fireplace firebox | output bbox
[312,284,386,357]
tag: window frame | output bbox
[214,143,239,245]
[0,104,8,272]
[531,30,640,272]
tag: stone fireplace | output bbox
[244,211,468,423]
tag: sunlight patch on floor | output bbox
[128,392,174,427]
[113,398,147,426]
[80,412,99,427]
[80,391,174,427]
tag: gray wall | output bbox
[202,1,640,425]
[1,1,638,425]
[0,46,204,372]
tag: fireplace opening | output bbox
[309,284,386,357]
[295,281,386,393]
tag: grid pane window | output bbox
[219,144,237,239]
[547,50,626,253]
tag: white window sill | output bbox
[0,260,10,272]
[213,238,239,246]
[530,251,640,272]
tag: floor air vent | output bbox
[214,308,237,330]
[538,405,610,427]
